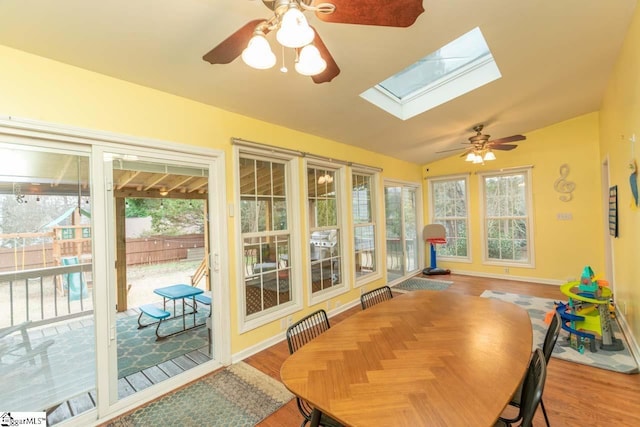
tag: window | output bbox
[307,166,343,295]
[352,172,377,280]
[429,176,469,259]
[360,27,501,120]
[239,156,292,317]
[480,168,534,265]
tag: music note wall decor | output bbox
[554,163,575,202]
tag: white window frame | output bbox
[305,160,349,306]
[351,168,383,286]
[234,146,302,333]
[478,167,535,268]
[428,174,471,263]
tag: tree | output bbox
[125,198,205,235]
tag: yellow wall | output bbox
[599,4,640,347]
[423,113,605,283]
[0,44,422,353]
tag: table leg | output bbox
[182,297,186,331]
[191,296,197,328]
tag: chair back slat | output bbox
[286,309,331,354]
[360,285,393,310]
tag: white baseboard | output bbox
[450,269,564,286]
[614,308,640,367]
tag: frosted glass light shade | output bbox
[483,150,496,161]
[472,153,484,163]
[242,35,276,69]
[465,152,475,162]
[295,45,327,76]
[277,7,314,48]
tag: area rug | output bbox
[108,362,294,426]
[392,277,453,293]
[480,290,639,374]
[117,306,210,378]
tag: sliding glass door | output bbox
[384,183,421,283]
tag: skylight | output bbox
[360,27,501,120]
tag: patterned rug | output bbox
[392,277,453,293]
[108,362,293,426]
[117,306,210,378]
[480,290,639,374]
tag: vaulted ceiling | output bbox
[0,0,636,164]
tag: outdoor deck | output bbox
[0,258,212,426]
[23,308,212,425]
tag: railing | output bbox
[385,238,418,274]
[191,257,208,287]
[0,263,93,328]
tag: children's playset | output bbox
[552,266,623,354]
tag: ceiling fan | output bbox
[437,124,526,164]
[202,0,425,84]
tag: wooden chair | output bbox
[504,312,560,427]
[360,285,393,310]
[286,310,342,427]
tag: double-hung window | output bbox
[352,172,378,280]
[480,168,534,266]
[239,155,292,318]
[429,175,470,260]
[307,166,343,296]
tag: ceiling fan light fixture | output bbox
[472,153,484,164]
[465,152,476,162]
[295,44,327,76]
[483,150,496,161]
[276,5,315,48]
[242,33,276,69]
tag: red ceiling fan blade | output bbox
[314,0,425,27]
[311,27,340,84]
[489,135,526,145]
[491,144,518,151]
[202,20,266,65]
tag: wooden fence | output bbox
[0,234,205,272]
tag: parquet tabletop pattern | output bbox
[280,290,533,427]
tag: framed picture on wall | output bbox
[609,185,618,237]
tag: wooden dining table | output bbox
[280,290,533,427]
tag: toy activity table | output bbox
[557,280,623,353]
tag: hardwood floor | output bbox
[246,274,640,427]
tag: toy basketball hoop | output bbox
[422,224,450,276]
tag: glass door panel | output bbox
[0,144,95,422]
[384,186,404,282]
[403,187,419,273]
[384,184,420,283]
[102,153,214,403]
